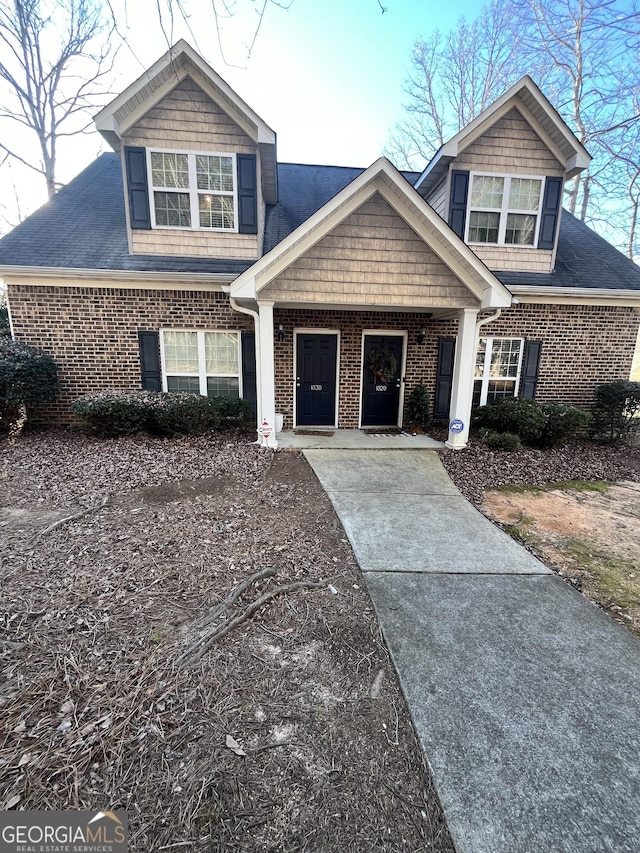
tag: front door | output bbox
[361,334,404,426]
[296,333,338,426]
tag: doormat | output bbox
[361,427,403,435]
[294,429,335,437]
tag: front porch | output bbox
[276,428,444,450]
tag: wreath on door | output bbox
[367,348,398,384]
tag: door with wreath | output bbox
[361,334,404,426]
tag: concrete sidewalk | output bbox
[303,449,640,853]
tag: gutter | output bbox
[0,265,236,287]
[509,285,640,306]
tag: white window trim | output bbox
[147,148,238,232]
[160,329,243,397]
[474,336,524,406]
[466,172,545,247]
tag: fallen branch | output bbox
[196,566,277,630]
[32,497,109,543]
[178,578,328,667]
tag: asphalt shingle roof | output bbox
[0,153,638,292]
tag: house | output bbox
[1,40,639,449]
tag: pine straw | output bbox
[1,429,453,852]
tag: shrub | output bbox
[473,398,546,445]
[589,380,640,445]
[71,390,252,437]
[481,429,522,451]
[0,292,9,336]
[406,381,431,430]
[0,337,58,433]
[539,402,590,447]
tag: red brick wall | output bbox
[8,285,252,423]
[7,284,639,427]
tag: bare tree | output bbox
[0,0,116,199]
[389,0,640,256]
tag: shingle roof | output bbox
[494,211,640,290]
[1,153,638,292]
[0,154,251,276]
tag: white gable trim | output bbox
[231,158,512,309]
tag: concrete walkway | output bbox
[303,449,640,853]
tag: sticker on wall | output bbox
[449,419,464,433]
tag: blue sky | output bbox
[0,0,485,227]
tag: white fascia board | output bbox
[0,266,234,289]
[95,40,276,146]
[510,284,640,306]
[232,157,512,309]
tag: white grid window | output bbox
[149,151,236,231]
[473,337,524,406]
[162,330,241,398]
[467,174,543,246]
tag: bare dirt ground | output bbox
[481,481,640,637]
[439,439,640,639]
[0,429,453,853]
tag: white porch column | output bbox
[445,307,479,450]
[256,299,277,449]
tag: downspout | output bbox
[229,296,262,431]
[476,308,502,336]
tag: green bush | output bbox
[473,398,546,445]
[473,397,589,447]
[589,380,640,445]
[481,429,523,451]
[0,292,9,336]
[0,337,58,433]
[71,390,251,437]
[406,381,431,430]
[539,402,590,447]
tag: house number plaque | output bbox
[311,384,323,391]
[375,385,388,392]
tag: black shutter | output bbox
[448,170,470,239]
[538,177,562,249]
[138,331,161,391]
[125,146,151,230]
[434,337,456,420]
[241,331,257,419]
[520,340,542,399]
[237,154,258,234]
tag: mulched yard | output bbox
[0,428,454,853]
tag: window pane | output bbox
[167,376,200,393]
[486,380,516,403]
[205,331,239,374]
[472,380,482,408]
[508,178,541,211]
[154,192,191,227]
[151,152,189,189]
[196,155,234,192]
[163,331,199,373]
[505,213,536,245]
[490,339,522,378]
[469,211,499,243]
[207,376,239,398]
[475,339,487,378]
[470,175,504,208]
[199,194,235,229]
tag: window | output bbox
[162,330,241,397]
[467,174,543,246]
[473,337,524,406]
[149,150,236,231]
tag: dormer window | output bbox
[148,149,236,231]
[467,174,544,246]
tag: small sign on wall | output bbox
[449,418,464,434]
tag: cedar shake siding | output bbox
[123,78,262,260]
[7,284,253,423]
[451,108,564,274]
[261,194,479,309]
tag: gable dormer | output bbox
[95,41,277,261]
[415,76,591,274]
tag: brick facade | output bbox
[7,284,639,427]
[8,284,252,423]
